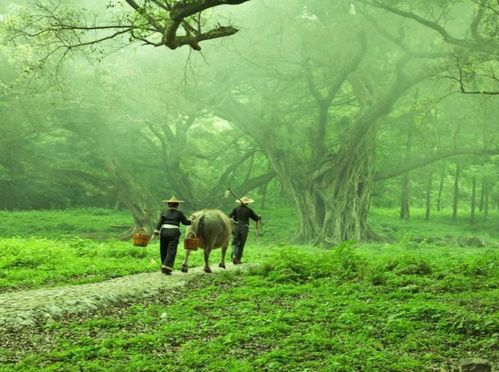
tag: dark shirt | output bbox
[229,205,260,225]
[155,209,191,230]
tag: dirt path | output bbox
[0,264,246,330]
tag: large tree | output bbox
[202,0,436,243]
[204,0,498,243]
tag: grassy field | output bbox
[369,208,499,241]
[0,208,498,370]
[0,208,288,292]
[0,208,132,239]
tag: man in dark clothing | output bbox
[152,196,191,275]
[229,196,261,264]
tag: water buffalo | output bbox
[181,209,232,273]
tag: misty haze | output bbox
[0,1,497,370]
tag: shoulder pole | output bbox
[225,187,245,205]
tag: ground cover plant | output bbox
[0,209,132,239]
[0,207,496,293]
[0,208,288,292]
[369,208,499,242]
[0,237,160,292]
[0,242,497,371]
[0,208,498,370]
[0,209,156,291]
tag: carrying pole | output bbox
[225,187,245,205]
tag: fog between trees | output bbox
[0,0,498,244]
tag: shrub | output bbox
[333,241,367,280]
[3,257,40,269]
[395,260,433,276]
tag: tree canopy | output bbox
[1,0,497,243]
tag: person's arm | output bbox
[249,208,261,222]
[153,213,163,235]
[180,211,192,226]
[229,208,236,220]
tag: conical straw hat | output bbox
[237,196,255,204]
[162,196,184,203]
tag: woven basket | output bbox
[184,231,199,250]
[133,228,150,247]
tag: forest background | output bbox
[0,1,498,370]
[0,0,498,244]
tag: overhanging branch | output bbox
[10,0,252,65]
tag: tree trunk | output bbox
[479,179,485,212]
[243,153,255,184]
[104,160,159,235]
[483,181,489,222]
[260,182,268,209]
[215,61,423,245]
[425,171,432,220]
[452,162,460,222]
[400,172,410,219]
[436,165,445,211]
[399,121,413,220]
[291,134,377,244]
[259,162,273,209]
[470,176,476,224]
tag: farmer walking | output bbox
[152,196,192,275]
[229,196,261,265]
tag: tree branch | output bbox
[356,0,468,47]
[210,147,258,194]
[11,0,252,67]
[169,0,250,21]
[359,8,447,59]
[375,148,499,181]
[236,170,276,196]
[356,0,499,53]
[453,58,499,95]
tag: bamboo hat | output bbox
[162,196,184,203]
[237,196,255,204]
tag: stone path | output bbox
[0,264,246,330]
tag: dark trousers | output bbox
[160,229,180,268]
[231,224,249,260]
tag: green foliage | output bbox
[252,241,368,284]
[369,208,499,240]
[0,208,498,370]
[2,240,497,371]
[0,237,157,292]
[0,208,131,238]
[0,208,279,291]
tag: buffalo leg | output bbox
[203,247,212,273]
[219,245,227,269]
[181,249,191,273]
